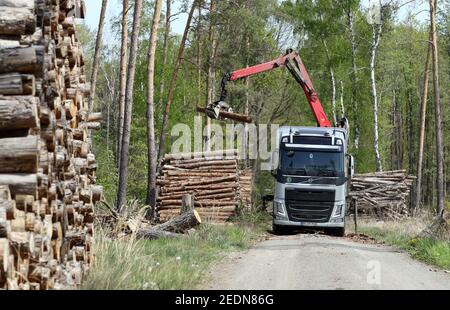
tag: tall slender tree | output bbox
[117,0,144,210]
[429,0,444,217]
[413,38,431,213]
[369,13,383,172]
[195,4,202,108]
[146,0,164,216]
[89,0,108,112]
[117,0,129,166]
[157,0,200,169]
[345,0,359,149]
[205,0,217,152]
[157,0,172,109]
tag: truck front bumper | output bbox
[273,217,345,228]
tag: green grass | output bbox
[82,212,271,290]
[355,219,450,270]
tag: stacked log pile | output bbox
[0,0,102,289]
[349,170,415,220]
[239,169,253,212]
[157,150,252,223]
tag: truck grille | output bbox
[285,201,334,223]
[285,188,335,223]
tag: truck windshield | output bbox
[280,148,344,177]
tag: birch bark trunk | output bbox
[146,0,164,216]
[370,22,383,172]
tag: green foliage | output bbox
[93,135,118,203]
[90,0,449,207]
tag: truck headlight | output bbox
[274,201,286,216]
[333,204,344,217]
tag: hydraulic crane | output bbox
[198,49,353,236]
[199,48,348,129]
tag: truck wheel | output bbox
[325,227,345,237]
[272,223,290,235]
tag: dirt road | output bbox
[202,233,450,290]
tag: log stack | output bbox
[157,150,252,223]
[349,170,415,220]
[238,169,253,212]
[0,0,101,289]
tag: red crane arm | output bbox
[225,50,331,128]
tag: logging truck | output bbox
[200,49,354,236]
[271,126,354,236]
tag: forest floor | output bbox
[201,219,450,289]
[81,212,271,289]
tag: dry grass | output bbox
[349,213,450,270]
[81,212,271,290]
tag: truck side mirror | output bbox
[271,150,279,177]
[346,154,355,178]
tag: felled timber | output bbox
[196,106,253,123]
[157,150,252,223]
[349,170,415,220]
[0,0,102,290]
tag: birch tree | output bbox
[369,6,383,172]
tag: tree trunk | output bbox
[339,80,345,117]
[157,0,199,170]
[196,106,252,123]
[370,22,383,172]
[413,39,431,213]
[157,0,171,109]
[146,0,163,217]
[0,46,42,74]
[429,0,444,217]
[244,37,250,168]
[0,6,35,35]
[136,229,185,240]
[117,0,144,210]
[150,209,201,233]
[204,0,217,152]
[0,73,34,95]
[329,63,336,125]
[347,8,359,149]
[89,0,108,112]
[117,0,129,167]
[195,4,201,108]
[0,96,38,130]
[0,136,38,173]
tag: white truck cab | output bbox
[271,126,354,236]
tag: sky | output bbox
[83,0,429,42]
[84,0,187,39]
